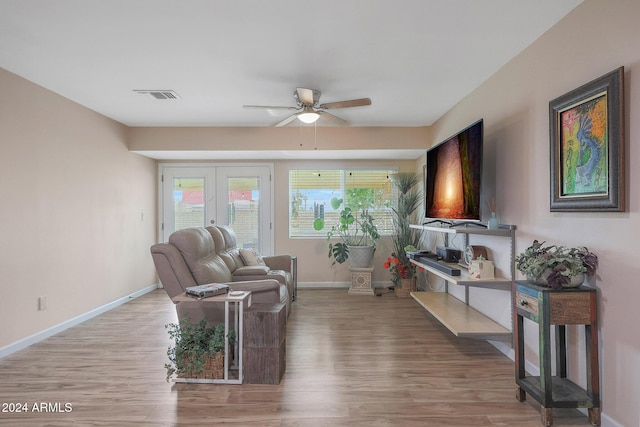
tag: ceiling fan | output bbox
[243,87,372,127]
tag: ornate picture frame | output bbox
[549,67,624,212]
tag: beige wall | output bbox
[429,0,639,425]
[129,125,429,153]
[0,68,158,349]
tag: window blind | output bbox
[289,169,396,238]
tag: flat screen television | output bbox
[424,119,483,224]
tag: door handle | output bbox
[210,219,216,224]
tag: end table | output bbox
[513,281,600,426]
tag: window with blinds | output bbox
[289,169,397,238]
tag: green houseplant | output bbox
[165,318,235,381]
[385,173,422,296]
[515,240,598,290]
[313,196,380,267]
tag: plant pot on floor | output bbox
[394,278,416,298]
[165,319,234,382]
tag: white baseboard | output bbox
[299,281,350,289]
[0,284,159,359]
[488,341,622,427]
[298,281,392,289]
[600,413,624,427]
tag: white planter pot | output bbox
[349,245,374,269]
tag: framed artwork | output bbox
[549,67,624,212]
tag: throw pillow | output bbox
[239,248,266,266]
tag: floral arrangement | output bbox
[383,245,417,285]
[515,240,598,289]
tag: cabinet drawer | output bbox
[516,292,539,317]
[549,292,592,324]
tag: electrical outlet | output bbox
[38,296,47,311]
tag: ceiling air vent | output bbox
[133,90,181,100]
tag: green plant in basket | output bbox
[165,317,235,381]
[515,240,598,290]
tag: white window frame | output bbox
[288,168,398,238]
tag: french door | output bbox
[159,164,273,255]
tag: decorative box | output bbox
[468,259,495,280]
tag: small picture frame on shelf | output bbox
[549,67,625,212]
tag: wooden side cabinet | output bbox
[513,281,600,426]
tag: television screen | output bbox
[425,119,483,223]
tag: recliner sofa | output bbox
[212,225,295,303]
[150,226,294,325]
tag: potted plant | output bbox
[384,245,418,298]
[313,196,380,267]
[386,173,422,297]
[164,317,235,381]
[515,240,598,289]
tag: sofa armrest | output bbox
[234,265,270,276]
[228,279,280,305]
[262,254,293,272]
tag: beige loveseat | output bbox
[150,226,294,325]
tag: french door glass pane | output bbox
[227,177,260,249]
[173,177,205,231]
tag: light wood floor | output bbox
[0,288,593,426]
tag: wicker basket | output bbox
[181,352,224,379]
[394,278,416,298]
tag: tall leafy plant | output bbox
[388,173,422,286]
[313,196,380,265]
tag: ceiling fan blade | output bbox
[319,97,372,110]
[296,88,316,106]
[243,104,298,110]
[274,114,299,127]
[319,111,347,126]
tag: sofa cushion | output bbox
[169,228,233,284]
[240,248,266,266]
[206,226,238,271]
[228,249,245,269]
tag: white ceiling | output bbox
[0,0,582,158]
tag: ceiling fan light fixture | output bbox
[297,107,320,124]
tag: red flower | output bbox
[383,254,416,283]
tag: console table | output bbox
[513,281,600,426]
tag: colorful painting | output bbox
[549,67,624,212]
[559,93,608,197]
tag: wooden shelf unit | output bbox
[411,291,511,340]
[410,258,512,291]
[409,223,516,341]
